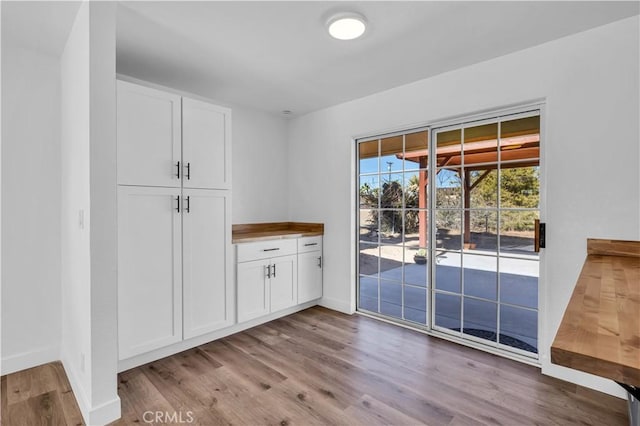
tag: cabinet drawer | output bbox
[298,236,323,253]
[237,239,297,262]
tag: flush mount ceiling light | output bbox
[327,12,367,40]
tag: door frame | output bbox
[354,100,547,366]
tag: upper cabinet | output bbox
[182,98,231,190]
[117,81,182,188]
[117,81,231,190]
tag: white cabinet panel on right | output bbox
[270,255,298,312]
[182,189,233,339]
[182,97,231,190]
[298,250,323,304]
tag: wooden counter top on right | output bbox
[232,222,324,243]
[551,238,640,387]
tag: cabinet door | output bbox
[118,186,182,360]
[182,97,231,190]
[182,189,233,339]
[270,255,298,313]
[298,251,323,304]
[237,259,270,323]
[117,81,182,187]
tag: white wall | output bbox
[287,16,639,397]
[60,0,93,415]
[232,106,288,223]
[61,2,120,424]
[88,2,119,421]
[1,43,61,374]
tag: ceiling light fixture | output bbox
[327,12,367,40]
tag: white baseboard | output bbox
[86,396,121,426]
[119,301,319,372]
[62,353,122,425]
[1,345,59,375]
[542,362,626,399]
[319,296,353,314]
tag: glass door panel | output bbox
[432,112,540,358]
[357,129,430,325]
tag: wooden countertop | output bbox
[232,222,324,244]
[551,238,640,387]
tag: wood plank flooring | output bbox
[1,361,84,426]
[2,307,628,425]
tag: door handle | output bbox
[186,162,191,180]
[272,264,276,278]
[318,256,322,268]
[185,196,191,213]
[175,196,180,213]
[534,220,546,252]
[265,264,271,279]
[176,161,181,179]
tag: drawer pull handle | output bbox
[304,243,318,246]
[263,248,280,252]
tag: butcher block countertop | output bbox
[551,238,640,387]
[232,222,324,243]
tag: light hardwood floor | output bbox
[2,307,628,425]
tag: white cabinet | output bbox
[298,252,323,303]
[116,82,231,190]
[237,259,270,323]
[236,240,298,323]
[236,236,323,322]
[117,186,182,360]
[270,255,298,312]
[182,98,231,190]
[297,236,323,303]
[182,189,233,339]
[117,81,181,188]
[117,80,233,361]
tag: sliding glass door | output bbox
[357,109,541,358]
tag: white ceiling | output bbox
[116,1,639,117]
[3,2,639,117]
[2,1,81,57]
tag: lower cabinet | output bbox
[182,189,234,339]
[118,185,232,360]
[298,251,323,303]
[236,236,322,323]
[117,186,183,360]
[237,253,298,323]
